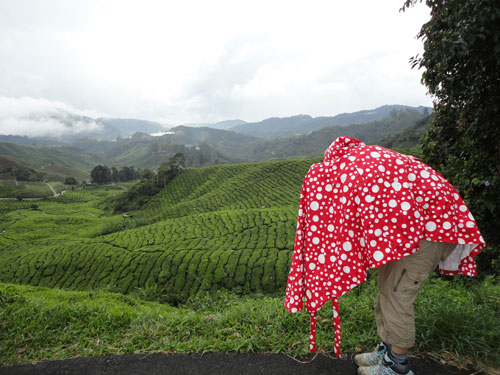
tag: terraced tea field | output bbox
[0,158,319,299]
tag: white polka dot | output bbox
[325,184,332,192]
[306,290,312,299]
[453,193,459,200]
[389,200,397,208]
[420,170,430,179]
[313,215,319,222]
[466,221,475,228]
[401,202,411,211]
[316,193,322,200]
[360,238,365,247]
[298,209,303,216]
[310,201,319,210]
[343,241,352,251]
[312,237,320,244]
[374,229,382,237]
[318,254,325,264]
[355,196,360,205]
[330,255,336,262]
[378,165,385,172]
[348,230,354,237]
[372,185,380,193]
[327,224,334,232]
[414,211,421,218]
[311,302,316,308]
[373,251,384,261]
[311,225,317,231]
[459,205,467,212]
[365,195,375,203]
[370,240,377,247]
[348,156,356,161]
[340,174,347,183]
[309,263,316,270]
[343,266,351,274]
[408,173,416,181]
[340,163,345,169]
[392,182,402,191]
[371,152,381,158]
[291,308,297,313]
[396,159,404,165]
[425,221,437,231]
[357,168,364,175]
[443,221,451,229]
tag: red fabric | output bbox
[284,136,485,357]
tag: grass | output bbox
[1,276,498,366]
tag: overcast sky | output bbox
[0,0,431,131]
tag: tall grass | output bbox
[1,275,498,366]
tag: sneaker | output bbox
[354,342,388,367]
[357,352,414,375]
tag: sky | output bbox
[0,0,432,135]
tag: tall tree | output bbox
[403,0,500,272]
[90,165,111,184]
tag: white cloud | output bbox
[0,96,105,137]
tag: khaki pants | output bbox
[375,240,456,348]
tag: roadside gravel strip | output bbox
[0,353,481,375]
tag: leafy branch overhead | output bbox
[403,0,500,271]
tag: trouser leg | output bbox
[375,240,456,348]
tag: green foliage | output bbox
[0,158,311,299]
[112,153,185,212]
[1,277,499,365]
[403,0,500,274]
[64,177,78,185]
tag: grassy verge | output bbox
[0,276,499,366]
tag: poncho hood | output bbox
[323,136,365,162]
[285,136,485,357]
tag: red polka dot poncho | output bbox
[284,136,485,357]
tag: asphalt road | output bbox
[0,353,482,375]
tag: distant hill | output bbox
[181,119,247,130]
[0,105,432,173]
[0,142,105,172]
[0,155,88,182]
[376,114,433,150]
[98,118,165,135]
[64,108,429,168]
[229,105,431,138]
[220,108,427,161]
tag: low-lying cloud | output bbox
[0,96,105,137]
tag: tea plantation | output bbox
[0,158,319,299]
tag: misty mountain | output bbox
[0,105,431,173]
[0,107,168,143]
[98,118,166,135]
[229,105,431,138]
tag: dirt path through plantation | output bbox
[0,352,482,375]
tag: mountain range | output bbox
[0,105,433,195]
